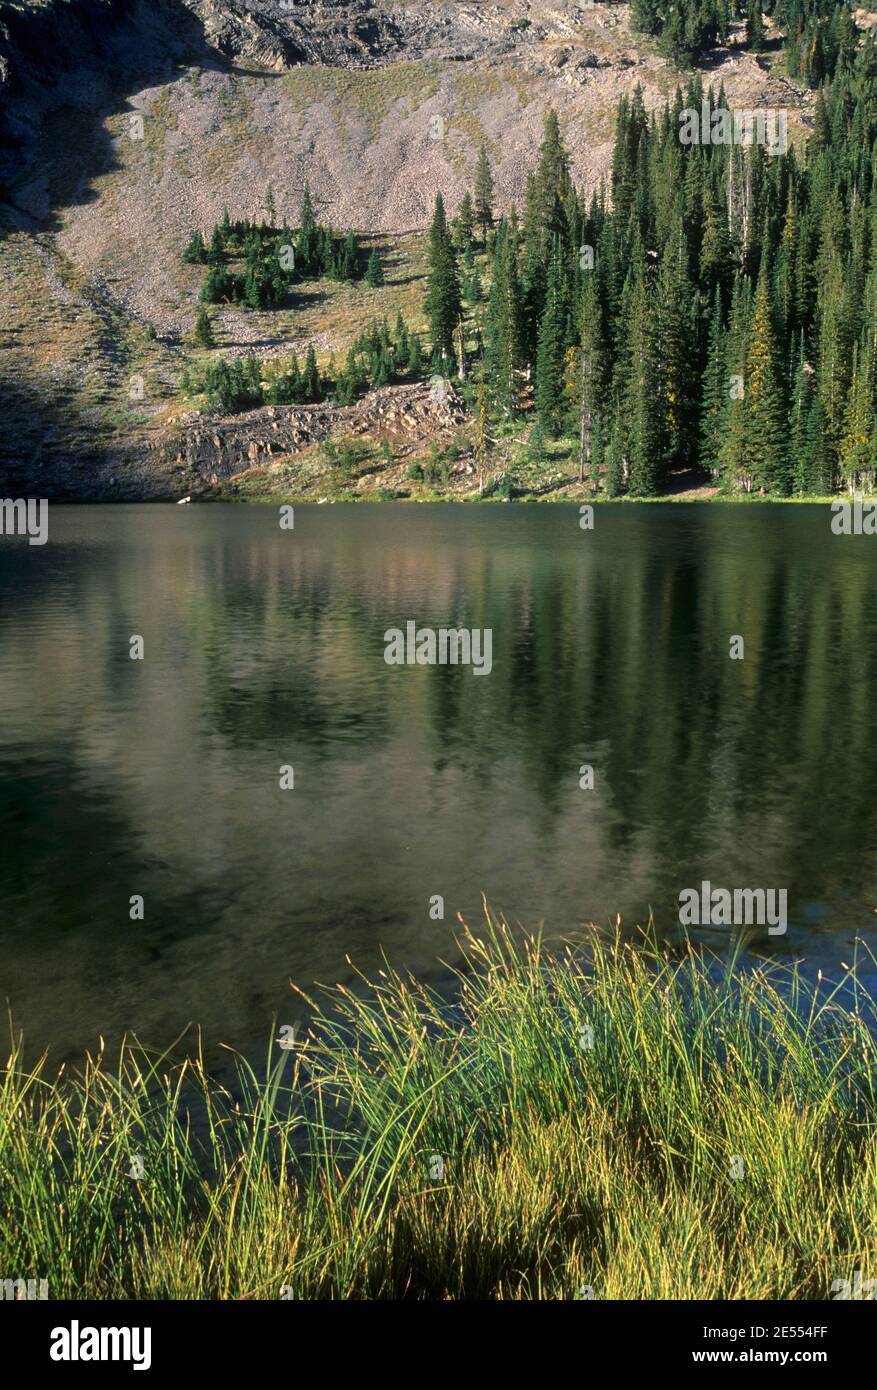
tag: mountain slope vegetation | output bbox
[0,0,867,497]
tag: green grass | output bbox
[2,917,876,1299]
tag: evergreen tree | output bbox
[194,306,215,347]
[302,346,321,401]
[604,406,626,496]
[484,219,525,416]
[623,255,662,495]
[474,146,495,243]
[839,337,876,491]
[745,1,765,52]
[298,184,319,268]
[407,333,423,376]
[655,223,695,473]
[743,272,789,493]
[184,230,207,265]
[338,230,359,281]
[699,294,726,478]
[424,194,462,367]
[630,0,662,35]
[534,111,572,250]
[535,249,568,437]
[803,394,834,494]
[394,310,410,365]
[788,335,815,494]
[816,251,853,470]
[365,248,384,287]
[577,274,602,489]
[208,225,226,265]
[454,192,475,250]
[699,188,731,300]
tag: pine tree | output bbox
[484,220,525,416]
[302,346,321,401]
[604,405,626,497]
[699,294,726,478]
[612,87,649,236]
[407,333,423,376]
[745,1,765,52]
[454,192,475,250]
[424,194,462,367]
[716,276,752,490]
[474,146,495,244]
[394,310,410,365]
[208,225,225,265]
[623,256,661,495]
[535,250,567,437]
[298,184,318,269]
[200,264,235,304]
[242,264,264,310]
[365,248,384,287]
[535,111,572,250]
[474,360,490,490]
[803,395,834,494]
[699,188,731,300]
[774,192,799,343]
[184,230,207,265]
[194,306,215,347]
[337,230,358,282]
[839,337,876,491]
[577,274,604,489]
[743,272,788,493]
[630,0,662,36]
[816,252,853,471]
[655,224,695,473]
[374,347,391,386]
[788,335,815,495]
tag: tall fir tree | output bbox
[474,146,495,244]
[484,219,525,416]
[743,271,789,494]
[622,250,662,495]
[535,249,568,438]
[699,293,726,478]
[424,194,462,367]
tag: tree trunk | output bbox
[578,344,592,488]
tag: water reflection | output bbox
[0,502,875,1064]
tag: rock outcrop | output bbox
[162,379,468,488]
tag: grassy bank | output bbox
[2,918,875,1299]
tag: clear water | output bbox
[1,502,876,1064]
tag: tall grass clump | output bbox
[1,913,876,1299]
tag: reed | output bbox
[2,915,875,1299]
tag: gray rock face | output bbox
[167,379,467,488]
[0,0,557,228]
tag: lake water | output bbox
[2,502,876,1065]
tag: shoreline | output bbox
[27,493,854,506]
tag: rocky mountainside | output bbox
[0,0,812,498]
